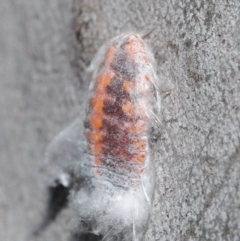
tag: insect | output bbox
[39,32,160,241]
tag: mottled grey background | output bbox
[0,0,239,240]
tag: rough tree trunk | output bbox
[0,0,239,240]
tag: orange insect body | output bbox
[44,32,159,241]
[86,33,155,188]
[67,32,159,240]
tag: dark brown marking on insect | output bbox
[103,75,133,122]
[102,98,128,121]
[100,117,140,166]
[110,50,138,80]
[106,76,130,98]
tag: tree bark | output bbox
[0,0,239,240]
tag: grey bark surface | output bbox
[0,0,239,241]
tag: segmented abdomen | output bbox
[86,34,154,186]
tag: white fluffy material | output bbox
[72,162,155,240]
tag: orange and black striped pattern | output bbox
[86,33,155,180]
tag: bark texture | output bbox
[0,0,239,240]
